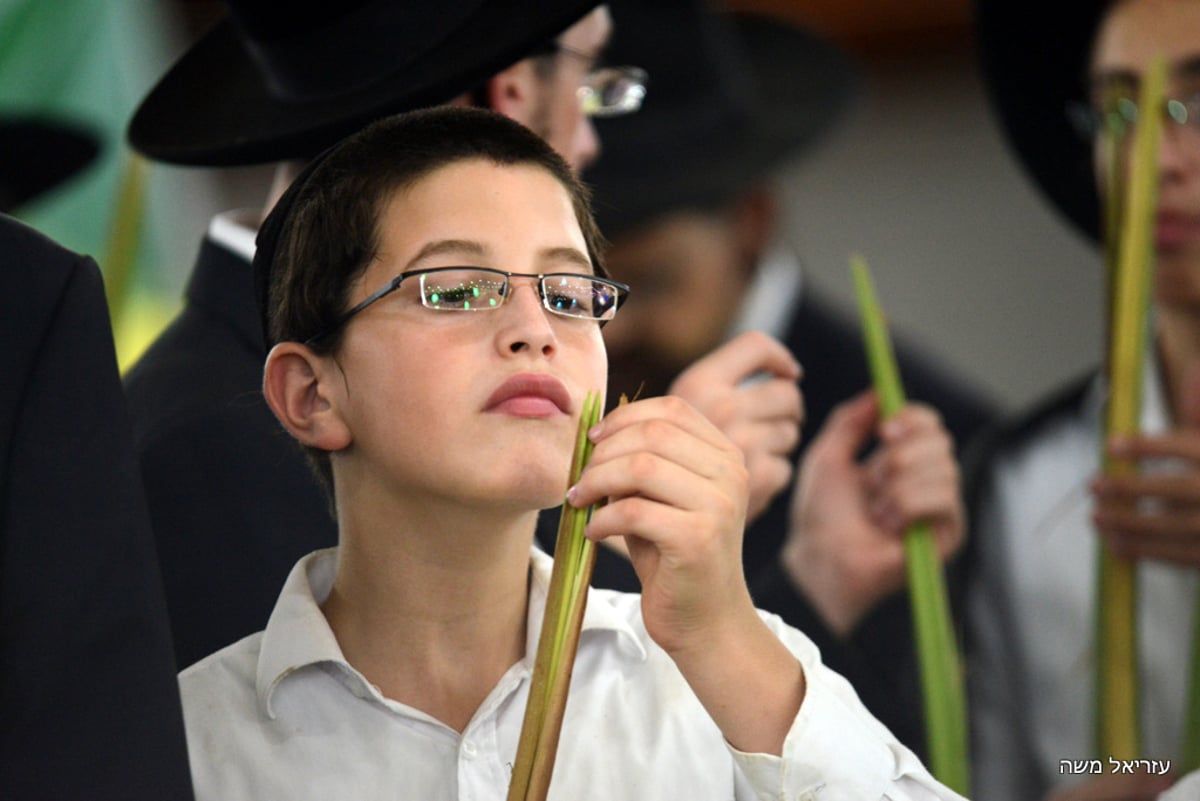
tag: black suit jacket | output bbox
[0,215,193,800]
[123,236,337,669]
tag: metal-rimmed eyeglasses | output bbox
[578,65,648,117]
[305,266,631,345]
[1068,92,1200,140]
[537,42,647,118]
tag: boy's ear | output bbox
[483,58,541,123]
[262,342,352,452]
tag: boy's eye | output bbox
[547,291,585,313]
[420,270,505,310]
[430,285,479,305]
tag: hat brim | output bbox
[129,0,599,166]
[0,116,100,211]
[587,12,857,239]
[974,0,1105,242]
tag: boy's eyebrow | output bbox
[1177,55,1200,81]
[405,239,488,269]
[1091,55,1200,94]
[404,240,592,272]
[540,246,593,272]
[1090,68,1139,95]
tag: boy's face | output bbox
[327,159,607,510]
[1092,0,1200,312]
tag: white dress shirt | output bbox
[968,363,1199,801]
[181,548,964,801]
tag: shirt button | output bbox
[461,739,478,760]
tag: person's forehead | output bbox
[1092,0,1200,78]
[372,160,586,263]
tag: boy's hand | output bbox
[568,395,805,756]
[782,390,964,636]
[668,331,803,523]
[569,395,752,653]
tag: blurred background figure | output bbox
[0,119,193,801]
[586,0,995,760]
[967,0,1198,799]
[0,0,214,369]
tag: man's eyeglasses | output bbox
[1068,92,1200,140]
[306,267,631,345]
[579,64,648,118]
[536,42,647,118]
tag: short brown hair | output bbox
[254,106,607,496]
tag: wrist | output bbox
[667,606,806,756]
[781,538,864,638]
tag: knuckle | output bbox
[660,394,693,418]
[642,417,673,447]
[629,451,659,482]
[617,497,650,528]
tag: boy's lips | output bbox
[484,373,571,417]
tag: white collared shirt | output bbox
[729,240,804,343]
[206,209,259,263]
[180,548,963,801]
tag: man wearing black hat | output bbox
[122,0,660,669]
[1,125,193,800]
[585,1,997,761]
[967,0,1199,799]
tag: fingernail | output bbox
[588,422,604,440]
[1108,435,1131,454]
[566,485,580,506]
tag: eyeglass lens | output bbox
[1071,93,1200,139]
[579,67,647,118]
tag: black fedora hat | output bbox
[0,115,100,212]
[583,1,857,239]
[129,0,601,167]
[973,0,1109,242]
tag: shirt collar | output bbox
[256,548,347,719]
[728,240,803,341]
[257,546,647,719]
[207,209,260,263]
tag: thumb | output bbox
[811,389,880,463]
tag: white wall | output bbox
[775,43,1104,413]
